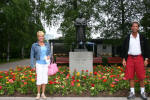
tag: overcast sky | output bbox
[42,20,100,39]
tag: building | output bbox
[49,39,122,57]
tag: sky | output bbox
[41,16,100,39]
[42,20,100,39]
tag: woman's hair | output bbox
[37,31,45,36]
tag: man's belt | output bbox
[128,54,141,57]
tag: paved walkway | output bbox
[0,97,149,100]
[0,59,30,71]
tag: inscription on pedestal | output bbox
[69,52,93,75]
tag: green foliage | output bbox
[102,57,108,65]
[100,0,145,39]
[0,0,149,60]
[141,0,150,39]
[0,0,45,60]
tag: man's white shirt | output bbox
[128,33,142,55]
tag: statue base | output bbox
[74,49,87,52]
[69,52,93,75]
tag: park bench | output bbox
[56,57,150,64]
[56,57,103,64]
[107,57,122,64]
[56,57,69,64]
[93,57,102,63]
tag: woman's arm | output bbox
[30,44,35,68]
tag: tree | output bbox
[0,0,45,61]
[141,0,150,39]
[44,0,106,46]
[100,0,145,40]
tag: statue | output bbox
[74,12,87,49]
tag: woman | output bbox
[30,31,51,99]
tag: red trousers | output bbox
[125,55,145,80]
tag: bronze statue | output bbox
[74,12,87,49]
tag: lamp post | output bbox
[45,34,54,57]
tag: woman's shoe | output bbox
[41,93,47,99]
[36,93,40,100]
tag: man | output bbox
[122,21,149,100]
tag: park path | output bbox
[0,59,30,71]
[0,97,150,100]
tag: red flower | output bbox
[72,76,75,80]
[103,79,107,82]
[0,86,2,90]
[53,78,56,81]
[0,76,3,78]
[24,82,27,85]
[83,76,86,79]
[110,84,115,87]
[117,75,120,77]
[110,75,116,78]
[49,81,54,84]
[120,68,124,72]
[91,84,95,87]
[71,81,74,86]
[12,76,16,80]
[86,70,88,72]
[66,74,70,79]
[17,68,22,71]
[134,80,139,82]
[76,79,79,82]
[29,75,32,77]
[94,72,97,75]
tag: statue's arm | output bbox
[82,19,87,26]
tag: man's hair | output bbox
[131,21,139,27]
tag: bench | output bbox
[56,57,103,64]
[107,57,122,64]
[93,57,102,63]
[56,57,69,64]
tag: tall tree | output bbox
[141,0,150,39]
[0,0,46,61]
[100,0,145,40]
[44,0,106,45]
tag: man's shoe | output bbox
[127,92,136,100]
[140,92,147,100]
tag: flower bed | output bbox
[0,65,150,96]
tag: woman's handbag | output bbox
[48,59,58,76]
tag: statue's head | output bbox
[79,11,83,18]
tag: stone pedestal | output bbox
[69,52,93,75]
[74,49,87,52]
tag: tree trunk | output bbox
[21,46,24,59]
[7,40,10,62]
[121,0,125,37]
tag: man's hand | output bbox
[122,58,126,67]
[144,60,148,67]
